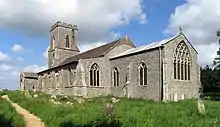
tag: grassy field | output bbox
[2,91,220,127]
[0,95,25,127]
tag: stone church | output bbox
[20,21,201,101]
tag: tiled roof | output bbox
[61,37,128,65]
[21,72,38,78]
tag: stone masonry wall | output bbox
[162,34,200,101]
[110,49,161,100]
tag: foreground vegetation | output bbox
[1,91,220,127]
[0,95,25,127]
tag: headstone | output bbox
[111,97,120,103]
[102,103,115,116]
[197,99,205,115]
[174,93,178,102]
[33,94,38,98]
[66,101,73,105]
[24,91,32,98]
[49,99,55,103]
[54,101,61,105]
[77,98,85,104]
[181,94,185,100]
[51,95,56,99]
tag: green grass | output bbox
[5,91,220,127]
[0,96,25,127]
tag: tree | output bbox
[213,30,220,70]
[200,65,219,93]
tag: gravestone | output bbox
[174,93,178,102]
[197,99,205,115]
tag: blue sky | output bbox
[0,0,220,89]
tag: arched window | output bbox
[68,68,72,86]
[174,41,191,80]
[139,62,148,86]
[55,71,60,89]
[174,60,177,79]
[177,60,180,80]
[113,67,119,87]
[65,35,70,48]
[90,63,99,86]
[188,62,190,80]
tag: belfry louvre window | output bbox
[173,41,191,80]
[139,62,148,86]
[113,67,119,87]
[65,35,70,48]
[90,63,99,86]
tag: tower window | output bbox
[65,35,70,48]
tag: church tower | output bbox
[48,21,80,68]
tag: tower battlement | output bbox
[50,21,78,31]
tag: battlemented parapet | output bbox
[50,21,78,31]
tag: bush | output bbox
[203,93,220,101]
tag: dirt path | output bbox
[2,95,46,127]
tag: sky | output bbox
[0,0,220,89]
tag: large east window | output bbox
[173,41,191,80]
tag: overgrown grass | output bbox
[5,91,220,127]
[0,96,25,127]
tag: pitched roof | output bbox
[111,34,179,59]
[21,72,38,78]
[61,36,132,65]
[37,36,134,74]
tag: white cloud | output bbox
[0,64,13,71]
[0,63,47,89]
[12,44,24,52]
[22,65,47,73]
[0,51,11,62]
[195,43,219,66]
[0,0,146,43]
[166,0,220,66]
[16,57,24,61]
